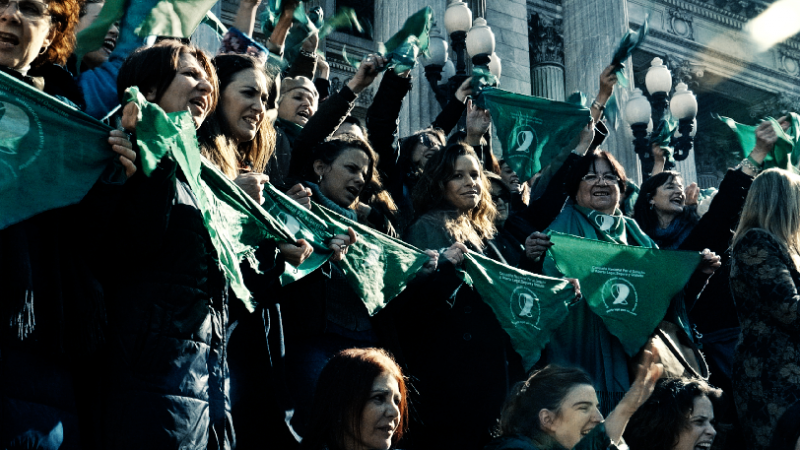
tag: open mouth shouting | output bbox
[345,185,360,200]
[296,107,311,125]
[694,440,713,450]
[188,96,209,119]
[0,32,20,49]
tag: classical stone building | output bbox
[205,0,800,187]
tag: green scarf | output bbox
[572,203,655,246]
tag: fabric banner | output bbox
[135,0,220,38]
[125,87,294,311]
[716,113,800,171]
[609,14,649,88]
[546,231,701,356]
[463,253,575,371]
[0,69,123,230]
[261,183,336,285]
[475,88,591,182]
[344,6,431,73]
[312,203,430,315]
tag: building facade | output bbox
[207,0,800,187]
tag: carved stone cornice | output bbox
[644,28,800,86]
[777,47,800,77]
[528,11,565,67]
[666,8,694,40]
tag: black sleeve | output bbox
[430,95,466,134]
[679,169,753,256]
[515,152,582,234]
[288,86,358,178]
[314,77,330,100]
[285,50,317,79]
[365,70,413,182]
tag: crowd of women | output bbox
[2,0,800,449]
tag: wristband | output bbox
[591,100,606,111]
[746,154,764,169]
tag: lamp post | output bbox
[420,1,502,109]
[669,82,698,161]
[626,57,699,178]
[466,17,495,67]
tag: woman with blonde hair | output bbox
[729,167,800,450]
[393,143,525,450]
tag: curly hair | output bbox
[300,348,408,450]
[633,170,699,235]
[412,143,496,249]
[32,0,81,68]
[624,378,721,450]
[198,54,276,179]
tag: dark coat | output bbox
[0,65,111,450]
[396,210,524,450]
[99,158,233,450]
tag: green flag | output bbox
[463,253,575,370]
[75,0,125,65]
[0,69,124,230]
[344,6,431,73]
[312,203,430,315]
[136,0,220,38]
[124,87,295,311]
[716,113,800,171]
[261,183,336,285]
[476,88,591,181]
[546,231,701,356]
[610,14,649,88]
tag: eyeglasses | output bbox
[491,193,511,204]
[581,173,619,185]
[0,0,49,19]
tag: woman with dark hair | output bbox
[389,143,524,450]
[0,0,134,446]
[101,40,238,449]
[729,168,800,449]
[541,149,719,416]
[263,133,408,444]
[624,378,721,450]
[487,348,662,450]
[301,347,408,450]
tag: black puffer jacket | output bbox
[99,158,233,450]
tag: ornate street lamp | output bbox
[488,52,501,79]
[466,17,495,67]
[669,82,699,161]
[644,57,672,123]
[421,25,450,106]
[443,0,472,79]
[625,88,655,173]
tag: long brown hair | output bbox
[412,143,496,248]
[198,54,276,179]
[300,348,408,450]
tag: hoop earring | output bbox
[39,47,47,55]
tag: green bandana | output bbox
[610,14,649,88]
[717,112,800,171]
[572,203,654,246]
[344,7,432,73]
[135,0,220,38]
[475,88,591,182]
[546,231,701,356]
[463,253,575,370]
[0,68,124,230]
[312,203,430,315]
[125,87,295,311]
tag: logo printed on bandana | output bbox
[510,286,541,329]
[0,98,43,185]
[510,122,538,154]
[594,214,615,232]
[355,241,383,270]
[600,277,638,315]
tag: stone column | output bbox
[562,0,641,183]
[528,12,564,101]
